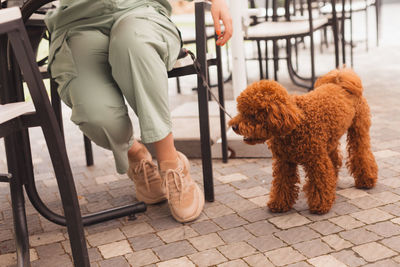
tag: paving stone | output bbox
[329,201,361,215]
[237,186,269,199]
[363,259,400,267]
[188,248,227,267]
[213,214,247,229]
[380,178,400,188]
[299,210,338,222]
[352,242,397,262]
[128,233,164,251]
[286,262,312,267]
[156,257,195,267]
[339,228,381,245]
[393,217,400,225]
[247,235,285,252]
[307,255,347,267]
[329,215,365,230]
[35,243,64,258]
[349,195,385,209]
[148,216,182,231]
[237,207,273,223]
[98,240,133,259]
[244,220,278,237]
[371,191,400,204]
[243,253,274,267]
[308,220,343,235]
[217,241,256,260]
[380,203,400,216]
[157,226,198,243]
[264,247,306,266]
[337,188,369,199]
[249,195,269,207]
[98,256,130,267]
[125,249,159,267]
[190,220,222,235]
[366,221,400,237]
[153,240,196,261]
[394,255,400,263]
[121,222,155,238]
[87,228,125,247]
[331,250,367,267]
[30,231,65,247]
[350,208,394,224]
[31,253,73,267]
[204,204,235,219]
[321,234,352,250]
[0,249,38,266]
[95,175,119,184]
[381,235,400,252]
[217,173,248,184]
[225,198,259,212]
[218,226,254,243]
[269,213,311,229]
[292,239,333,258]
[274,226,320,244]
[217,259,249,267]
[188,233,225,251]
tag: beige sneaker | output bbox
[159,152,205,223]
[127,148,166,204]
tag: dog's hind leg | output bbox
[268,159,300,213]
[303,152,337,214]
[329,143,343,179]
[346,98,378,189]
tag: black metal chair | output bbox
[0,6,89,266]
[18,0,227,202]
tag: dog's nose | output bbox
[232,124,239,133]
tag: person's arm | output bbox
[210,0,232,46]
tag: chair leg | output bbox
[256,40,264,79]
[5,134,30,267]
[272,40,279,81]
[84,135,94,166]
[8,25,90,267]
[265,40,269,79]
[195,2,214,202]
[375,0,380,46]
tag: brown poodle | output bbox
[229,68,378,214]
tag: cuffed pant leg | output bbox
[108,6,181,144]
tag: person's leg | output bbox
[51,29,134,174]
[109,6,204,222]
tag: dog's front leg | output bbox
[303,154,337,214]
[268,159,300,213]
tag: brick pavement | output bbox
[1,3,400,266]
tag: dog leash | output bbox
[182,48,234,120]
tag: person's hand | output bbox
[210,0,233,46]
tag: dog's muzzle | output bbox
[231,124,239,134]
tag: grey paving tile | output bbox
[152,240,196,261]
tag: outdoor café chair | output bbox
[0,6,90,266]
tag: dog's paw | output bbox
[309,207,330,215]
[355,178,377,189]
[267,201,292,213]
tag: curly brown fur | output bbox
[229,68,378,214]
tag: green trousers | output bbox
[46,0,181,174]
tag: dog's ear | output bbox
[315,68,363,97]
[265,97,303,136]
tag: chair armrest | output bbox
[0,6,21,24]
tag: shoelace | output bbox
[133,159,158,192]
[162,168,185,204]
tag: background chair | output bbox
[244,0,340,89]
[0,7,89,266]
[13,0,227,202]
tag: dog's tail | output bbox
[314,68,363,97]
